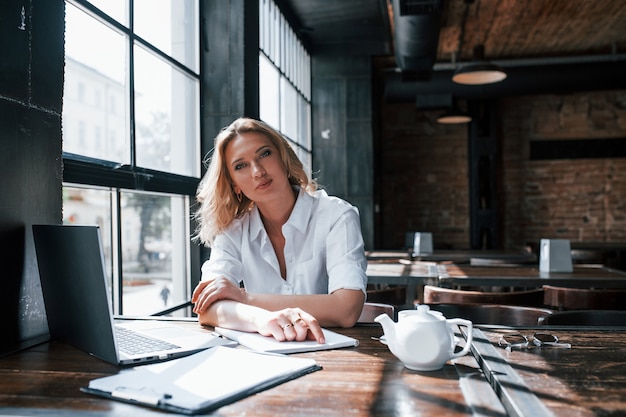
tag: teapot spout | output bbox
[374,313,396,340]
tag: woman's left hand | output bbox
[192,276,246,314]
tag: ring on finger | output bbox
[281,323,293,330]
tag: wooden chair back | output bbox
[543,285,626,311]
[426,303,553,326]
[357,302,394,324]
[423,285,545,307]
[366,285,406,306]
[538,310,626,326]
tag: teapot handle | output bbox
[446,318,473,358]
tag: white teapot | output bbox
[375,305,473,371]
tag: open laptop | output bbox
[32,224,233,366]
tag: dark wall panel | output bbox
[0,0,64,356]
[312,55,374,249]
[0,1,30,103]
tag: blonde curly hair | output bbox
[194,117,317,246]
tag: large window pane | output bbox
[280,78,298,140]
[64,3,129,163]
[259,53,280,131]
[134,45,200,177]
[62,185,114,289]
[86,0,128,26]
[259,0,311,180]
[134,0,199,72]
[120,191,189,316]
[298,96,311,150]
[63,0,204,317]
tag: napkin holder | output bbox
[539,239,573,272]
[411,232,433,255]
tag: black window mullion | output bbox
[128,0,137,169]
[63,154,199,196]
[114,189,124,315]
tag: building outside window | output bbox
[62,0,200,316]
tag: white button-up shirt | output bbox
[201,188,367,295]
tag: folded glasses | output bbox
[498,332,572,352]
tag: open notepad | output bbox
[82,346,321,415]
[214,327,359,354]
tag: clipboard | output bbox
[81,346,321,414]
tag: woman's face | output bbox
[224,132,290,204]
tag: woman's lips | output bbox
[256,179,272,190]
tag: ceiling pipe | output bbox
[434,53,626,70]
[384,58,626,102]
[391,0,443,78]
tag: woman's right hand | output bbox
[192,276,246,314]
[255,307,326,344]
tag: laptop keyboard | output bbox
[115,326,181,355]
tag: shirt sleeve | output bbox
[200,230,243,287]
[325,206,368,295]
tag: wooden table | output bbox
[0,321,503,417]
[431,264,626,289]
[366,249,537,264]
[470,326,626,417]
[366,261,439,306]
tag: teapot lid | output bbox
[408,304,444,323]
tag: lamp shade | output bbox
[452,62,507,85]
[452,45,507,85]
[437,107,472,124]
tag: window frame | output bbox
[259,0,312,176]
[62,0,202,317]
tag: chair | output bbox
[366,285,407,307]
[357,302,394,324]
[422,285,545,307]
[543,285,626,311]
[538,310,626,326]
[425,303,553,326]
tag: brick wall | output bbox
[502,90,626,248]
[379,102,469,249]
[378,89,626,251]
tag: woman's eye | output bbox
[234,162,247,170]
[259,149,271,159]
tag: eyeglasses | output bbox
[498,332,572,352]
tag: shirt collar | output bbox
[248,187,313,240]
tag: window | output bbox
[259,0,312,176]
[62,0,200,316]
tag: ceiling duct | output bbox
[384,57,626,101]
[391,0,443,79]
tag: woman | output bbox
[192,118,367,344]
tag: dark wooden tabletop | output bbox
[366,249,537,264]
[434,264,626,288]
[0,322,504,417]
[366,261,439,306]
[471,326,626,417]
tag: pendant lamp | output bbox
[452,45,507,85]
[437,98,471,124]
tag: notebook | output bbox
[32,224,233,366]
[214,326,359,354]
[81,345,322,414]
